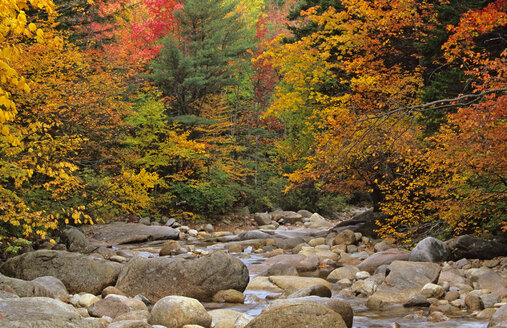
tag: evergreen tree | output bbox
[147,0,252,116]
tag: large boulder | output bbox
[367,260,441,307]
[265,297,353,328]
[267,276,332,295]
[0,250,122,294]
[270,211,303,224]
[0,297,104,328]
[149,296,212,328]
[446,235,507,260]
[489,303,507,328]
[254,213,272,226]
[245,303,347,328]
[32,276,70,301]
[61,226,91,252]
[305,214,334,229]
[0,273,53,298]
[409,237,450,262]
[357,250,409,274]
[81,222,179,245]
[115,251,249,303]
[88,295,148,319]
[477,269,507,297]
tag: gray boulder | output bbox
[446,235,507,260]
[81,222,179,245]
[61,227,91,252]
[367,260,441,307]
[0,297,103,328]
[0,250,122,294]
[115,251,249,303]
[32,276,69,301]
[357,250,409,274]
[254,213,272,226]
[409,237,450,262]
[488,303,507,328]
[270,211,303,224]
[0,274,53,298]
[88,295,148,319]
[245,303,347,328]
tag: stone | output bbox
[267,276,332,295]
[106,320,151,328]
[159,240,182,256]
[88,295,148,319]
[149,296,212,328]
[115,251,249,303]
[306,214,334,229]
[437,268,470,287]
[446,235,507,260]
[427,311,449,322]
[275,237,307,250]
[488,303,507,328]
[81,222,179,245]
[0,296,103,328]
[367,260,441,305]
[357,250,409,274]
[270,211,303,224]
[238,230,271,240]
[351,278,378,296]
[265,297,353,328]
[477,308,497,319]
[212,289,244,303]
[78,293,100,307]
[465,294,484,311]
[102,286,126,298]
[404,294,430,307]
[254,213,272,226]
[481,294,501,309]
[355,271,371,280]
[32,276,70,301]
[374,240,395,252]
[327,266,359,282]
[246,277,283,293]
[445,290,460,302]
[138,217,151,225]
[297,210,313,218]
[287,284,332,298]
[308,237,326,247]
[346,245,358,253]
[333,230,356,246]
[113,310,150,322]
[0,250,122,295]
[421,283,445,298]
[258,262,298,276]
[409,237,450,263]
[208,309,253,328]
[61,227,91,252]
[478,270,507,296]
[0,273,53,298]
[226,243,244,253]
[245,303,347,328]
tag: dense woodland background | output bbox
[0,0,505,249]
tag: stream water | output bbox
[115,237,490,328]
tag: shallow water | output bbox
[116,237,490,328]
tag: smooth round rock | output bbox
[149,296,212,328]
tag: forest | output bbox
[1,0,506,249]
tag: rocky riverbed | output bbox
[0,209,506,328]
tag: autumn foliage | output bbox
[0,0,505,247]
